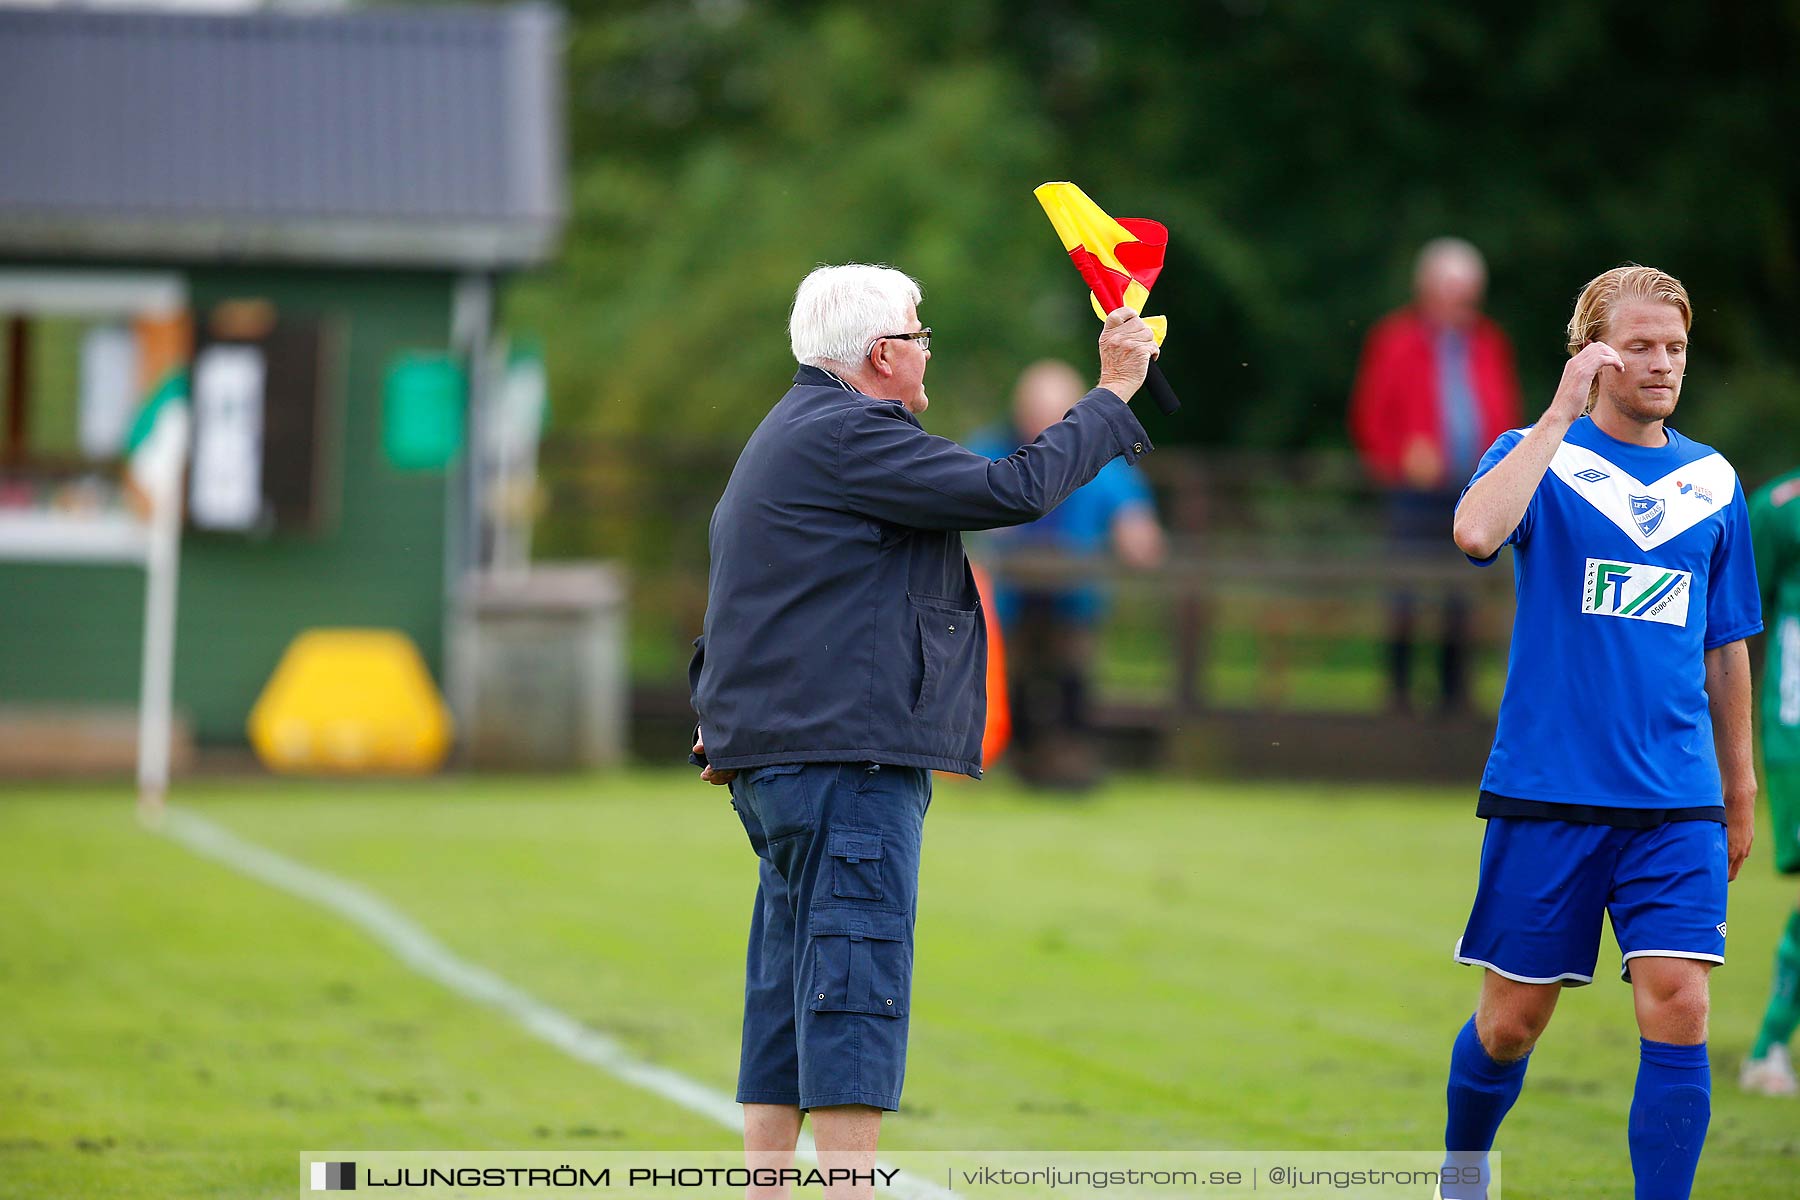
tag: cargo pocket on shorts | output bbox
[747,762,808,783]
[808,909,910,1018]
[746,762,815,844]
[827,828,885,902]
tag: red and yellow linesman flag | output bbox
[1034,182,1169,346]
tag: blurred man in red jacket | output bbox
[1350,238,1523,711]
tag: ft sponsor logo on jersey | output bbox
[1677,479,1715,505]
[1583,558,1693,626]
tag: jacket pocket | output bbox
[827,828,885,902]
[908,593,978,726]
[808,908,910,1017]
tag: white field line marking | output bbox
[160,807,958,1200]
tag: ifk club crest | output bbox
[1630,494,1666,537]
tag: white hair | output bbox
[1414,236,1487,284]
[788,264,922,369]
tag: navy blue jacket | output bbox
[690,365,1152,777]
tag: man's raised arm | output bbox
[837,309,1157,532]
[1454,341,1623,560]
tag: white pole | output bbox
[136,407,189,814]
[451,273,494,579]
[447,275,495,746]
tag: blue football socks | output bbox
[1442,1014,1529,1199]
[1628,1038,1710,1200]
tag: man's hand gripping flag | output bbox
[1035,181,1181,414]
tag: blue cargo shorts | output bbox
[728,761,931,1112]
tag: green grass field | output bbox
[4,771,1797,1198]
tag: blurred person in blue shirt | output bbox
[968,360,1166,788]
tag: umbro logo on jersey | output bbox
[1717,922,1728,938]
[1573,468,1611,483]
[1582,558,1692,627]
[1630,494,1666,537]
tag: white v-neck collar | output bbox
[1548,438,1736,551]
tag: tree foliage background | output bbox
[503,0,1798,586]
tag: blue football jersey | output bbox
[1461,416,1763,809]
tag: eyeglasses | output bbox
[871,328,931,353]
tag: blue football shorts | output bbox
[728,761,930,1112]
[1455,816,1728,986]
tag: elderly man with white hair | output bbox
[688,263,1157,1191]
[1349,237,1525,712]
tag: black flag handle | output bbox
[1145,359,1181,415]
